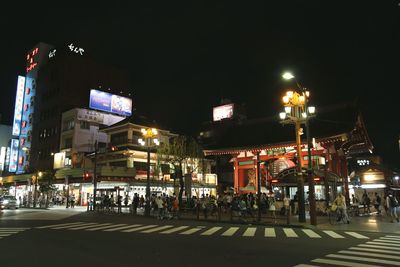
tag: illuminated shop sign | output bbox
[213,104,234,121]
[8,139,19,172]
[26,47,39,73]
[0,147,6,171]
[68,43,85,55]
[53,152,66,169]
[12,76,26,136]
[357,159,370,166]
[89,89,132,116]
[48,49,56,58]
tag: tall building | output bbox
[11,42,130,174]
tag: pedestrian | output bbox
[117,195,122,213]
[362,190,371,214]
[373,192,382,215]
[333,192,350,223]
[70,195,75,208]
[283,194,290,216]
[155,196,165,219]
[268,194,276,221]
[124,195,129,207]
[386,192,399,223]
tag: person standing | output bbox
[373,192,382,215]
[333,192,350,223]
[283,194,290,216]
[386,192,399,223]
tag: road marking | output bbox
[349,246,400,255]
[160,226,189,234]
[0,234,12,236]
[0,228,30,230]
[302,229,321,238]
[293,264,320,267]
[264,228,276,237]
[85,224,126,231]
[326,253,400,266]
[201,227,222,236]
[221,227,239,236]
[312,258,380,267]
[359,244,400,251]
[322,230,345,239]
[385,235,400,239]
[103,224,142,232]
[180,226,205,235]
[373,239,400,244]
[367,241,400,247]
[344,232,369,239]
[122,225,158,232]
[53,222,95,229]
[380,237,400,241]
[141,225,174,233]
[36,222,84,229]
[243,227,257,237]
[339,250,400,260]
[283,228,298,238]
[67,223,100,230]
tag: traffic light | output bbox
[83,171,92,180]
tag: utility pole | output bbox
[295,121,306,223]
[256,151,262,222]
[92,141,98,211]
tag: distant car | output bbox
[0,195,18,209]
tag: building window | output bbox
[62,119,75,131]
[110,132,128,145]
[80,121,90,130]
[64,137,72,149]
[109,161,127,167]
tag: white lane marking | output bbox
[180,226,205,235]
[243,227,257,237]
[122,225,158,232]
[302,229,321,238]
[221,227,239,236]
[359,244,400,251]
[0,228,30,230]
[322,230,345,239]
[86,224,126,231]
[373,239,400,244]
[385,235,400,239]
[380,237,400,241]
[264,228,276,237]
[201,227,223,236]
[141,225,174,233]
[67,223,100,230]
[312,258,380,267]
[349,246,400,255]
[344,232,369,239]
[339,250,400,260]
[52,222,91,229]
[0,234,12,237]
[160,226,189,234]
[293,264,320,267]
[36,222,83,229]
[367,241,400,247]
[103,224,142,232]
[327,253,400,266]
[283,228,298,238]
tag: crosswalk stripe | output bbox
[0,228,29,230]
[160,226,189,234]
[380,237,400,241]
[201,227,222,236]
[326,253,400,266]
[283,228,298,238]
[359,244,400,251]
[367,241,400,247]
[141,225,174,233]
[86,224,126,231]
[349,246,400,255]
[373,239,400,244]
[322,230,345,239]
[53,222,94,229]
[180,227,205,235]
[243,227,256,237]
[344,232,369,239]
[0,234,12,236]
[385,235,400,239]
[103,224,142,232]
[264,228,276,237]
[67,223,100,230]
[36,222,83,229]
[302,229,321,238]
[122,225,158,232]
[312,258,380,267]
[293,264,320,267]
[339,250,400,260]
[221,227,239,236]
[0,231,20,234]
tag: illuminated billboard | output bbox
[8,139,19,172]
[12,76,26,136]
[53,152,66,169]
[0,147,6,171]
[213,104,234,121]
[89,89,132,116]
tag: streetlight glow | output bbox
[285,106,291,113]
[282,72,295,80]
[279,112,287,120]
[286,91,294,98]
[282,96,289,104]
[308,106,316,114]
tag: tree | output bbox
[38,171,57,208]
[157,135,204,207]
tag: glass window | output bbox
[110,132,128,145]
[80,121,90,130]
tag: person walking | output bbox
[155,196,165,219]
[362,190,371,214]
[386,192,399,223]
[333,192,350,223]
[283,194,290,216]
[373,192,382,215]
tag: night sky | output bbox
[0,2,399,168]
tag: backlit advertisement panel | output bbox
[8,139,19,172]
[12,76,26,136]
[53,152,66,169]
[0,147,6,171]
[213,104,234,121]
[89,89,132,116]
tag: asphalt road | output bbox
[0,209,395,267]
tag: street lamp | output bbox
[138,128,160,216]
[32,171,42,208]
[279,72,317,225]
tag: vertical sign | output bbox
[0,147,6,171]
[8,139,19,172]
[12,76,26,136]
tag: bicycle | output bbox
[327,206,350,225]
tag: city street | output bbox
[1,209,399,267]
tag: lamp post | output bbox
[279,72,316,225]
[33,171,42,208]
[138,128,160,217]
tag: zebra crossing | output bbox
[295,234,400,267]
[0,227,30,240]
[36,222,371,240]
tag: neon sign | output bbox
[8,139,19,172]
[68,43,85,55]
[48,49,56,58]
[26,47,39,73]
[12,76,26,136]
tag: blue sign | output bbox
[8,139,19,173]
[89,89,132,116]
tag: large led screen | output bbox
[8,139,19,172]
[213,104,234,121]
[89,89,132,116]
